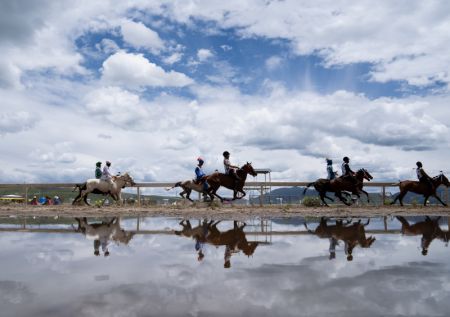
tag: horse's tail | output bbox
[303,182,315,195]
[166,181,182,191]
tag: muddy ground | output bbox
[0,203,449,220]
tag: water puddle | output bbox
[1,215,450,316]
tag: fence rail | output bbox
[0,181,448,206]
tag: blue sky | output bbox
[1,0,450,185]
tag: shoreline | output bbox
[0,204,449,219]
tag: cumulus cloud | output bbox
[101,52,194,89]
[0,112,37,135]
[120,20,164,53]
[197,48,214,62]
[265,56,283,70]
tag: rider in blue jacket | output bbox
[195,157,209,192]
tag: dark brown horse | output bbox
[391,173,449,206]
[396,216,447,255]
[206,162,257,201]
[303,168,373,206]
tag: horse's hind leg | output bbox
[83,194,90,206]
[336,192,351,206]
[319,193,329,207]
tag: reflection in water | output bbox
[175,219,259,268]
[397,216,449,255]
[304,217,376,261]
[1,215,450,316]
[74,217,135,257]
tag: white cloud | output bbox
[265,56,283,71]
[120,20,164,53]
[163,52,183,65]
[0,112,38,135]
[197,49,214,62]
[101,52,194,88]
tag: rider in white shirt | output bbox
[101,161,113,183]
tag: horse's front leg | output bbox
[433,194,448,207]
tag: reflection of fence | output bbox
[0,182,448,206]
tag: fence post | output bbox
[382,186,386,206]
[137,186,141,207]
[24,186,28,206]
[259,185,264,207]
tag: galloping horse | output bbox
[303,168,373,206]
[166,180,214,202]
[396,216,447,255]
[73,172,136,205]
[206,162,257,201]
[391,173,449,206]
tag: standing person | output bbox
[223,151,240,189]
[95,162,102,179]
[416,161,434,191]
[326,158,336,180]
[101,161,113,183]
[195,157,209,194]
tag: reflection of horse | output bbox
[396,216,447,255]
[206,221,259,268]
[206,163,257,201]
[174,220,259,267]
[166,180,213,202]
[303,169,373,206]
[75,217,135,256]
[305,217,375,261]
[391,173,449,206]
[73,172,136,205]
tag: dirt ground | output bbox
[0,203,449,219]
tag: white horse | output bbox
[166,180,214,202]
[74,217,135,256]
[72,172,135,205]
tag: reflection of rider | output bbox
[340,157,357,185]
[195,157,209,192]
[95,161,102,179]
[416,161,434,192]
[223,151,240,189]
[326,158,336,180]
[101,161,113,183]
[329,237,338,260]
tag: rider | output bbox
[195,157,209,193]
[95,161,102,179]
[416,161,434,191]
[340,157,357,185]
[101,161,113,183]
[326,158,336,180]
[223,151,240,189]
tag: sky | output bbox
[1,0,450,185]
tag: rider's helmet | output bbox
[96,161,101,167]
[106,161,111,166]
[416,161,423,168]
[343,157,350,163]
[197,157,204,165]
[223,151,230,158]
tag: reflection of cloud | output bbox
[0,280,34,305]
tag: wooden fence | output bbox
[1,181,448,206]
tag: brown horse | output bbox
[396,216,447,255]
[206,221,259,268]
[391,173,449,206]
[304,217,375,261]
[206,162,257,201]
[303,168,373,206]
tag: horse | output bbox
[396,216,447,255]
[166,180,214,202]
[206,162,257,201]
[391,173,449,206]
[304,217,375,261]
[74,217,135,256]
[72,172,136,205]
[303,168,373,206]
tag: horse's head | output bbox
[119,172,136,186]
[436,173,450,187]
[241,162,257,177]
[357,168,373,181]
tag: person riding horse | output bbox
[223,151,240,190]
[194,157,209,195]
[95,161,102,179]
[101,161,114,183]
[416,161,434,192]
[339,156,358,186]
[326,158,336,180]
